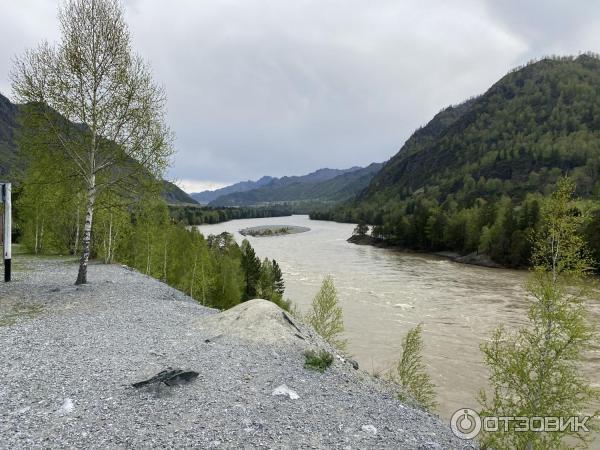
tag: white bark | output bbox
[76,178,96,284]
[74,203,80,256]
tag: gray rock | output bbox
[361,424,377,435]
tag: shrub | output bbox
[304,349,334,373]
[306,275,347,351]
[395,323,437,411]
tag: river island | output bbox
[239,225,311,237]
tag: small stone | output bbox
[59,398,74,414]
[271,384,300,400]
[420,443,443,450]
[361,424,377,435]
[347,358,359,370]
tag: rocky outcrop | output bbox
[200,299,318,349]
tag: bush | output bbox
[395,323,437,411]
[306,276,347,351]
[304,349,334,373]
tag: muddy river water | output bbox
[197,215,600,431]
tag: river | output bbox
[196,215,600,426]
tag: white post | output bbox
[2,183,11,282]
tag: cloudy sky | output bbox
[1,1,599,192]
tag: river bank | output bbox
[0,255,474,449]
[347,235,505,269]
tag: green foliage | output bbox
[272,260,285,296]
[14,137,292,312]
[306,276,347,351]
[169,204,292,226]
[254,257,291,312]
[313,55,600,268]
[240,239,261,300]
[353,222,369,237]
[478,178,599,450]
[394,324,437,411]
[303,349,334,373]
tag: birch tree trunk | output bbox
[106,212,113,264]
[74,203,80,256]
[76,178,96,284]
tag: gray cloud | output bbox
[1,1,598,191]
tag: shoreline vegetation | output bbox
[169,204,293,226]
[240,225,311,237]
[347,234,506,269]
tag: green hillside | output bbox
[162,180,199,205]
[365,54,600,201]
[0,92,22,180]
[211,163,383,207]
[0,92,197,205]
[314,55,600,267]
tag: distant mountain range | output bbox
[0,92,197,205]
[192,164,383,207]
[192,176,276,204]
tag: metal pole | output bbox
[3,183,11,282]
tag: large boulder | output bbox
[199,299,317,349]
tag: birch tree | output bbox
[479,178,599,449]
[11,0,173,284]
[306,276,347,351]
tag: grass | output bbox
[0,304,44,327]
[303,349,334,373]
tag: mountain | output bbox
[209,164,383,207]
[315,54,600,267]
[362,54,600,203]
[0,92,197,205]
[162,181,199,205]
[0,92,22,180]
[191,176,275,204]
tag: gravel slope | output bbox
[0,256,476,449]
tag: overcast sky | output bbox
[1,1,599,192]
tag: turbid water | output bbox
[197,215,600,425]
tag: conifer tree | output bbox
[272,260,285,296]
[240,239,261,300]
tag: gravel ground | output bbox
[0,256,476,449]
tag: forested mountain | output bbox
[210,163,383,207]
[364,54,600,201]
[0,92,22,179]
[162,181,199,205]
[0,92,197,205]
[191,176,275,204]
[314,55,600,267]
